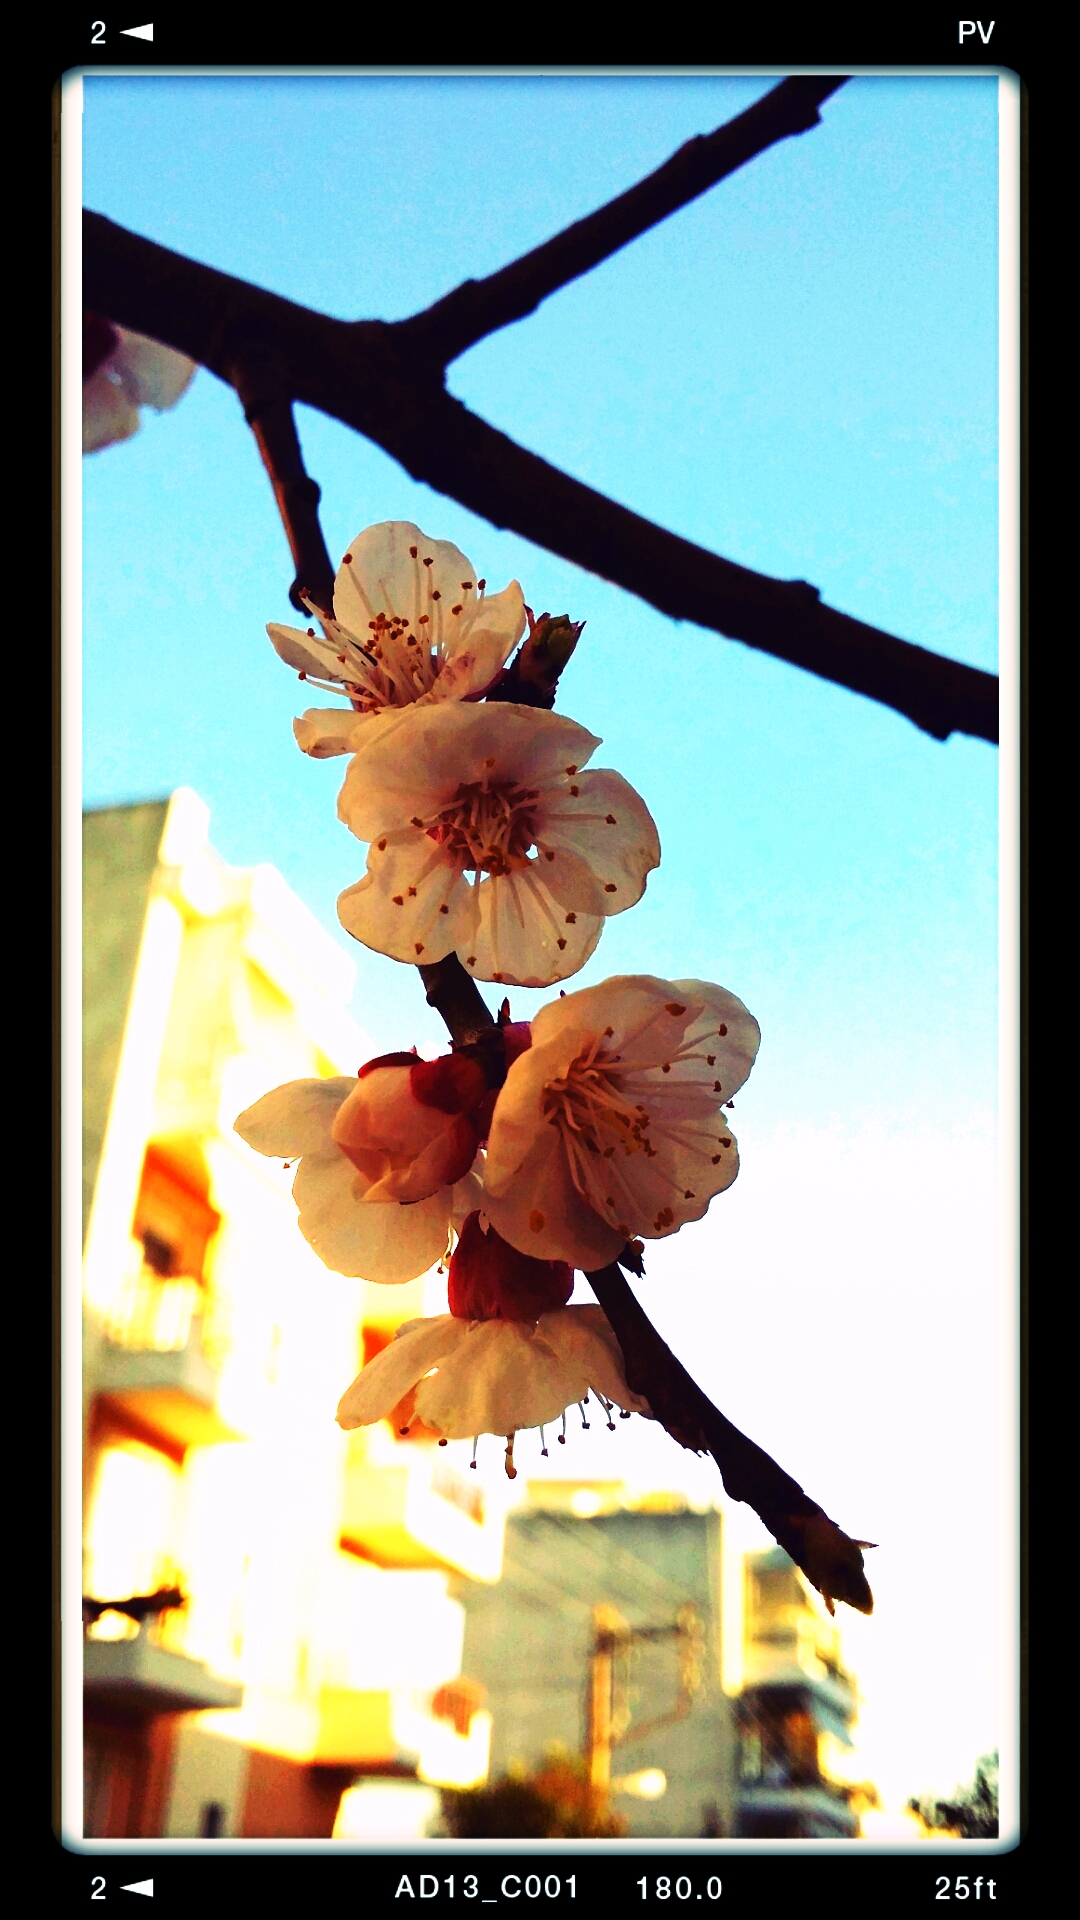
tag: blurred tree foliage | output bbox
[908,1750,999,1839]
[442,1748,628,1839]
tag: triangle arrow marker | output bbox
[120,23,154,40]
[121,1883,154,1898]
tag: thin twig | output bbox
[82,211,998,744]
[586,1260,874,1616]
[403,77,848,367]
[229,350,335,616]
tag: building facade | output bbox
[456,1492,739,1839]
[734,1546,862,1838]
[79,791,506,1840]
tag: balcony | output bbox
[743,1608,857,1722]
[741,1659,855,1729]
[737,1783,859,1839]
[84,1626,243,1718]
[89,1264,241,1452]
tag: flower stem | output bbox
[418,954,507,1086]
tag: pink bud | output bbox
[448,1211,573,1322]
[333,1057,483,1199]
[409,1052,488,1114]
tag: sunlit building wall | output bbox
[81,791,502,1840]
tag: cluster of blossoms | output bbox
[237,523,760,1472]
[269,522,660,989]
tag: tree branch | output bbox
[383,388,998,744]
[402,77,849,367]
[83,211,998,745]
[229,348,335,616]
[586,1260,874,1616]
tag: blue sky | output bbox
[79,71,1007,1812]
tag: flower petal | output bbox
[535,770,660,917]
[337,831,470,965]
[462,864,604,988]
[333,522,476,645]
[363,1114,479,1203]
[336,1316,468,1427]
[334,1065,443,1163]
[451,1170,486,1231]
[444,580,526,664]
[83,372,141,453]
[669,978,762,1101]
[480,1113,626,1269]
[115,328,196,410]
[537,1305,651,1413]
[292,708,368,758]
[527,975,673,1059]
[338,702,603,845]
[420,627,514,706]
[481,1028,593,1196]
[413,1320,579,1438]
[266,622,346,680]
[291,1149,451,1281]
[571,1110,741,1241]
[522,845,609,917]
[234,1078,357,1157]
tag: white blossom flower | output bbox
[481,974,761,1269]
[266,521,527,755]
[335,702,660,987]
[336,1305,641,1451]
[336,1211,650,1473]
[83,316,196,454]
[233,1064,485,1283]
[336,1307,649,1460]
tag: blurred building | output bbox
[734,1545,861,1838]
[456,1487,738,1839]
[80,791,508,1840]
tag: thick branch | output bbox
[388,390,999,745]
[403,77,848,366]
[83,211,997,745]
[587,1261,874,1616]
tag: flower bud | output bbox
[528,613,584,681]
[516,613,584,695]
[448,1211,573,1322]
[332,1052,486,1201]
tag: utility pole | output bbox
[586,1604,629,1813]
[585,1603,704,1820]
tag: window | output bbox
[104,1146,223,1354]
